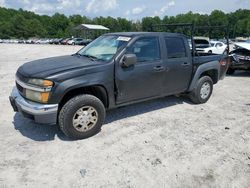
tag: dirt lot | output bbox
[0,44,250,188]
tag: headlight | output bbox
[25,89,51,103]
[28,79,53,87]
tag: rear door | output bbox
[162,36,193,94]
[115,36,165,104]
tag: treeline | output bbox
[0,7,250,39]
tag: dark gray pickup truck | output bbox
[9,32,229,139]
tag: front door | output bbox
[115,36,165,104]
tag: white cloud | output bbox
[23,0,81,14]
[168,1,175,7]
[29,3,54,14]
[86,0,118,13]
[125,10,130,16]
[154,0,175,17]
[22,0,30,5]
[0,0,5,7]
[132,5,146,15]
[57,0,81,10]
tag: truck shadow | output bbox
[13,95,191,141]
[13,113,67,141]
[105,95,190,124]
[227,71,250,77]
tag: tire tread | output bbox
[58,94,105,139]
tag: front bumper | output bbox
[9,87,58,124]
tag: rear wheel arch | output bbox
[199,69,218,84]
[188,61,220,92]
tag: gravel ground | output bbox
[0,44,250,188]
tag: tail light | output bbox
[220,59,227,66]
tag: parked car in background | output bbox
[81,39,92,45]
[227,42,250,74]
[9,39,19,44]
[36,39,50,44]
[18,39,26,44]
[60,38,71,45]
[194,37,227,54]
[0,39,3,43]
[53,38,64,45]
[49,38,58,44]
[194,37,211,53]
[209,41,227,54]
[67,38,92,45]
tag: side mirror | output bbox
[121,54,137,68]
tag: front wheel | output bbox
[59,94,106,139]
[189,76,213,104]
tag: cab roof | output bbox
[105,32,186,38]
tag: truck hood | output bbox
[17,55,103,78]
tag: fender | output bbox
[48,70,114,105]
[188,60,220,92]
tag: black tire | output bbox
[189,76,213,104]
[208,50,212,54]
[227,68,235,75]
[59,94,106,139]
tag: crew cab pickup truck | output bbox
[9,32,229,139]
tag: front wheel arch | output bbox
[58,85,109,112]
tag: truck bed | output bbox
[193,53,229,80]
[193,54,226,65]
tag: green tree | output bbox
[0,7,250,39]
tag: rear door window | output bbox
[165,37,187,59]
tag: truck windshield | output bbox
[77,35,130,62]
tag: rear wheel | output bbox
[59,94,106,139]
[189,76,213,104]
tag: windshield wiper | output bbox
[73,52,98,61]
[81,54,99,61]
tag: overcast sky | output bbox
[0,0,249,19]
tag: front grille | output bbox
[16,82,24,93]
[15,72,27,97]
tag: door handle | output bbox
[181,62,191,66]
[153,66,165,72]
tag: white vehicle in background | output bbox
[35,39,50,44]
[194,37,227,54]
[208,41,227,54]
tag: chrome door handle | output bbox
[181,62,191,66]
[153,66,165,72]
